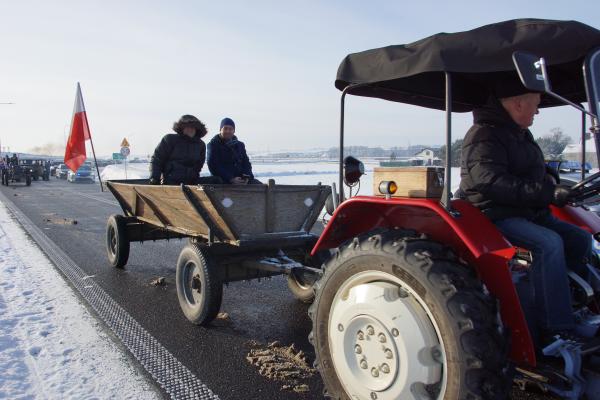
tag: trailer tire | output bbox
[287,270,315,304]
[176,244,223,326]
[309,229,511,400]
[106,214,130,268]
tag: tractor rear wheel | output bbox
[309,229,511,400]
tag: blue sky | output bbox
[0,0,599,156]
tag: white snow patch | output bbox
[0,202,160,399]
[100,163,150,180]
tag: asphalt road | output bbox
[1,178,555,400]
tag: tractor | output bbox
[308,19,600,399]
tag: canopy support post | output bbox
[582,110,587,181]
[338,83,370,204]
[441,72,454,212]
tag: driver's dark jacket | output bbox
[150,132,205,185]
[459,98,555,221]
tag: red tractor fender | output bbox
[551,204,600,234]
[312,196,537,366]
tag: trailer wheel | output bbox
[106,214,130,268]
[309,229,511,400]
[287,270,315,304]
[176,244,223,326]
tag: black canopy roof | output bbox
[335,19,600,112]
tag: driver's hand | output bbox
[552,185,572,207]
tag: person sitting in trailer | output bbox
[149,115,222,185]
[207,117,261,185]
[459,79,593,346]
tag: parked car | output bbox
[67,163,95,183]
[55,164,69,179]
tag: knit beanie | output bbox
[220,117,235,131]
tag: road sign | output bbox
[112,153,124,160]
[120,138,130,147]
[120,147,130,157]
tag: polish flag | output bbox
[64,83,92,172]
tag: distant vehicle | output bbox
[21,159,50,181]
[2,162,32,186]
[560,160,592,173]
[67,163,95,183]
[55,164,70,179]
[50,161,62,177]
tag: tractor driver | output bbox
[459,80,593,346]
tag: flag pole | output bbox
[77,82,104,192]
[88,132,104,192]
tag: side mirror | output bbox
[512,51,550,93]
[584,47,600,122]
[343,156,365,186]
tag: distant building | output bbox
[413,148,440,166]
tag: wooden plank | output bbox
[372,166,444,198]
[106,182,134,216]
[181,185,226,241]
[301,185,330,232]
[265,179,275,233]
[133,188,171,228]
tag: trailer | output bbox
[105,179,330,325]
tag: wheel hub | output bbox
[329,276,444,399]
[346,316,399,391]
[182,261,204,306]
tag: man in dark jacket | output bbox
[460,87,591,344]
[150,115,222,185]
[207,118,261,184]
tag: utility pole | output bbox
[0,102,15,158]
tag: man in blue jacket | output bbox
[207,118,261,184]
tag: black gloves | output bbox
[148,178,160,185]
[552,185,572,207]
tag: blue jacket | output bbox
[207,134,253,182]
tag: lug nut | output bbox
[360,359,368,369]
[371,367,379,378]
[384,349,393,359]
[380,363,390,374]
[378,333,387,343]
[367,325,375,336]
[338,323,344,332]
[357,330,364,340]
[391,328,399,337]
[355,345,362,354]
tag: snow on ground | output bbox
[100,163,150,180]
[0,202,160,399]
[100,160,462,195]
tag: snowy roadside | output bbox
[0,201,161,399]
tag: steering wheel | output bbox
[568,171,600,206]
[571,170,600,191]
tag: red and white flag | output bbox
[64,82,92,172]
